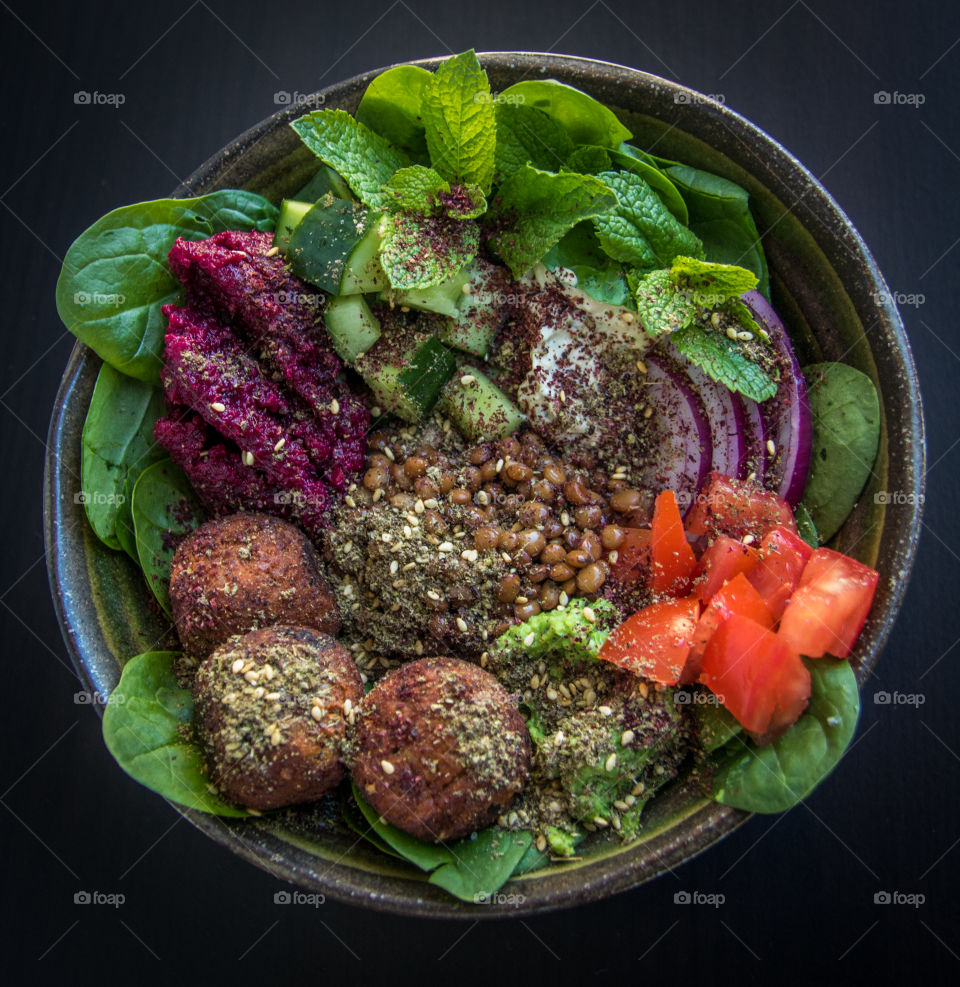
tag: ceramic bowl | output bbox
[44,52,925,917]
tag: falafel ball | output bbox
[194,624,363,810]
[169,512,339,657]
[351,657,531,842]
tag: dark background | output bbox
[2,0,957,981]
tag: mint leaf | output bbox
[489,165,618,277]
[670,256,758,302]
[672,322,777,402]
[379,213,479,289]
[564,145,612,174]
[633,268,699,336]
[291,109,409,211]
[494,103,574,183]
[383,165,450,213]
[593,170,704,268]
[422,50,496,192]
[443,183,486,219]
[497,79,632,147]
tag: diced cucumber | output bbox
[384,264,473,318]
[294,166,353,203]
[438,277,507,357]
[324,295,381,363]
[287,198,388,295]
[439,367,525,441]
[275,199,312,253]
[356,332,457,423]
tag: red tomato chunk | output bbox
[686,473,796,541]
[746,525,813,620]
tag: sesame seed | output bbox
[243,670,260,684]
[598,705,613,717]
[710,312,722,328]
[536,834,548,852]
[456,616,469,633]
[554,730,565,745]
[593,816,609,828]
[738,330,754,342]
[461,549,479,562]
[644,406,654,419]
[265,246,280,258]
[742,534,756,545]
[209,401,226,413]
[274,437,286,452]
[461,282,471,295]
[381,759,395,775]
[231,659,245,674]
[613,799,630,812]
[530,674,540,690]
[343,699,352,715]
[624,794,637,807]
[496,458,504,473]
[402,561,416,571]
[608,550,619,564]
[558,591,569,606]
[389,560,399,574]
[515,596,528,605]
[383,447,395,462]
[381,532,392,543]
[546,687,558,700]
[329,399,340,415]
[636,359,647,374]
[766,438,777,456]
[242,450,255,466]
[560,511,570,526]
[582,688,597,706]
[426,590,440,601]
[583,607,596,624]
[399,305,410,313]
[424,498,439,510]
[621,312,635,324]
[605,753,618,771]
[310,706,324,722]
[372,488,383,502]
[403,525,412,538]
[523,632,536,647]
[437,541,454,552]
[253,686,265,699]
[621,729,635,746]
[414,499,425,514]
[264,691,281,702]
[344,495,357,508]
[726,326,739,341]
[460,374,477,386]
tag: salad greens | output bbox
[802,363,881,542]
[493,102,574,182]
[102,651,249,817]
[55,190,278,384]
[355,64,433,162]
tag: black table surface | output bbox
[2,0,957,981]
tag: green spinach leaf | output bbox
[80,364,165,550]
[56,190,278,383]
[713,658,860,813]
[801,363,881,542]
[356,64,433,162]
[541,223,631,306]
[102,651,248,816]
[498,80,632,147]
[794,501,820,548]
[493,102,574,182]
[131,459,205,616]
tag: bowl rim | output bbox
[44,51,925,919]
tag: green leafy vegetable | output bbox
[542,223,631,306]
[421,49,496,193]
[291,108,410,210]
[382,165,451,213]
[493,103,574,182]
[564,145,612,174]
[693,700,743,753]
[712,658,860,813]
[608,145,688,224]
[355,64,433,161]
[673,323,777,403]
[633,269,698,337]
[592,170,703,268]
[794,501,820,548]
[351,785,532,902]
[443,183,486,219]
[498,79,632,147]
[489,165,618,276]
[801,363,881,542]
[379,213,479,289]
[56,190,278,383]
[671,255,759,300]
[102,651,248,816]
[80,364,165,551]
[131,459,205,616]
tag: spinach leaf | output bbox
[712,658,860,813]
[351,785,533,902]
[356,64,433,162]
[593,170,703,268]
[498,80,632,147]
[80,364,165,550]
[56,190,279,384]
[102,651,248,816]
[421,50,497,193]
[489,165,618,276]
[664,165,769,298]
[541,222,631,306]
[801,363,881,542]
[693,700,743,753]
[291,109,410,210]
[131,459,205,616]
[493,103,574,183]
[794,501,820,548]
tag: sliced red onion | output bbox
[642,354,712,514]
[742,290,813,506]
[733,393,768,482]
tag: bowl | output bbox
[44,52,925,917]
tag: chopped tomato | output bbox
[599,594,699,685]
[684,573,774,683]
[746,525,813,620]
[650,490,698,594]
[700,613,810,741]
[778,548,879,658]
[686,472,797,541]
[695,535,760,602]
[608,528,651,584]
